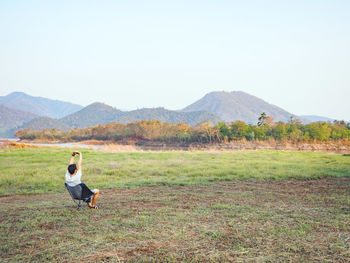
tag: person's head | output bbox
[68,164,77,175]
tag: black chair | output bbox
[65,183,94,210]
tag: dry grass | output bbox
[1,178,349,262]
[0,141,38,149]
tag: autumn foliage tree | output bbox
[15,114,350,143]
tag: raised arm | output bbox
[69,153,76,165]
[77,152,82,171]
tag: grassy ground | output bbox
[1,148,349,262]
[0,147,349,195]
[1,178,349,262]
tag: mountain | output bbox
[54,103,219,128]
[0,104,38,128]
[21,103,220,131]
[60,102,124,128]
[22,116,70,131]
[0,92,83,119]
[300,115,335,123]
[182,91,295,124]
[0,104,38,137]
[6,90,341,138]
[1,92,220,137]
[117,107,220,126]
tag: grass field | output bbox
[1,147,349,195]
[1,147,350,262]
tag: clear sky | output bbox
[0,0,349,120]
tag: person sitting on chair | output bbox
[65,151,100,209]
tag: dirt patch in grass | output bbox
[1,178,350,262]
[39,222,58,230]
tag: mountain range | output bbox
[299,115,334,123]
[57,102,220,128]
[24,103,220,130]
[0,91,337,138]
[0,92,83,119]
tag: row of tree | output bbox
[15,114,350,143]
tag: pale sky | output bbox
[0,0,349,120]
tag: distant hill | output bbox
[182,91,295,124]
[4,90,342,138]
[21,103,221,131]
[0,92,83,119]
[22,116,70,131]
[117,107,220,126]
[60,102,124,128]
[0,104,38,137]
[300,115,335,123]
[0,104,37,128]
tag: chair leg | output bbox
[76,200,83,210]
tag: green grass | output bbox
[0,147,349,195]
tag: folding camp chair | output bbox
[65,183,94,210]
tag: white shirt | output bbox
[65,169,82,187]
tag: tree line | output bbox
[15,113,350,143]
